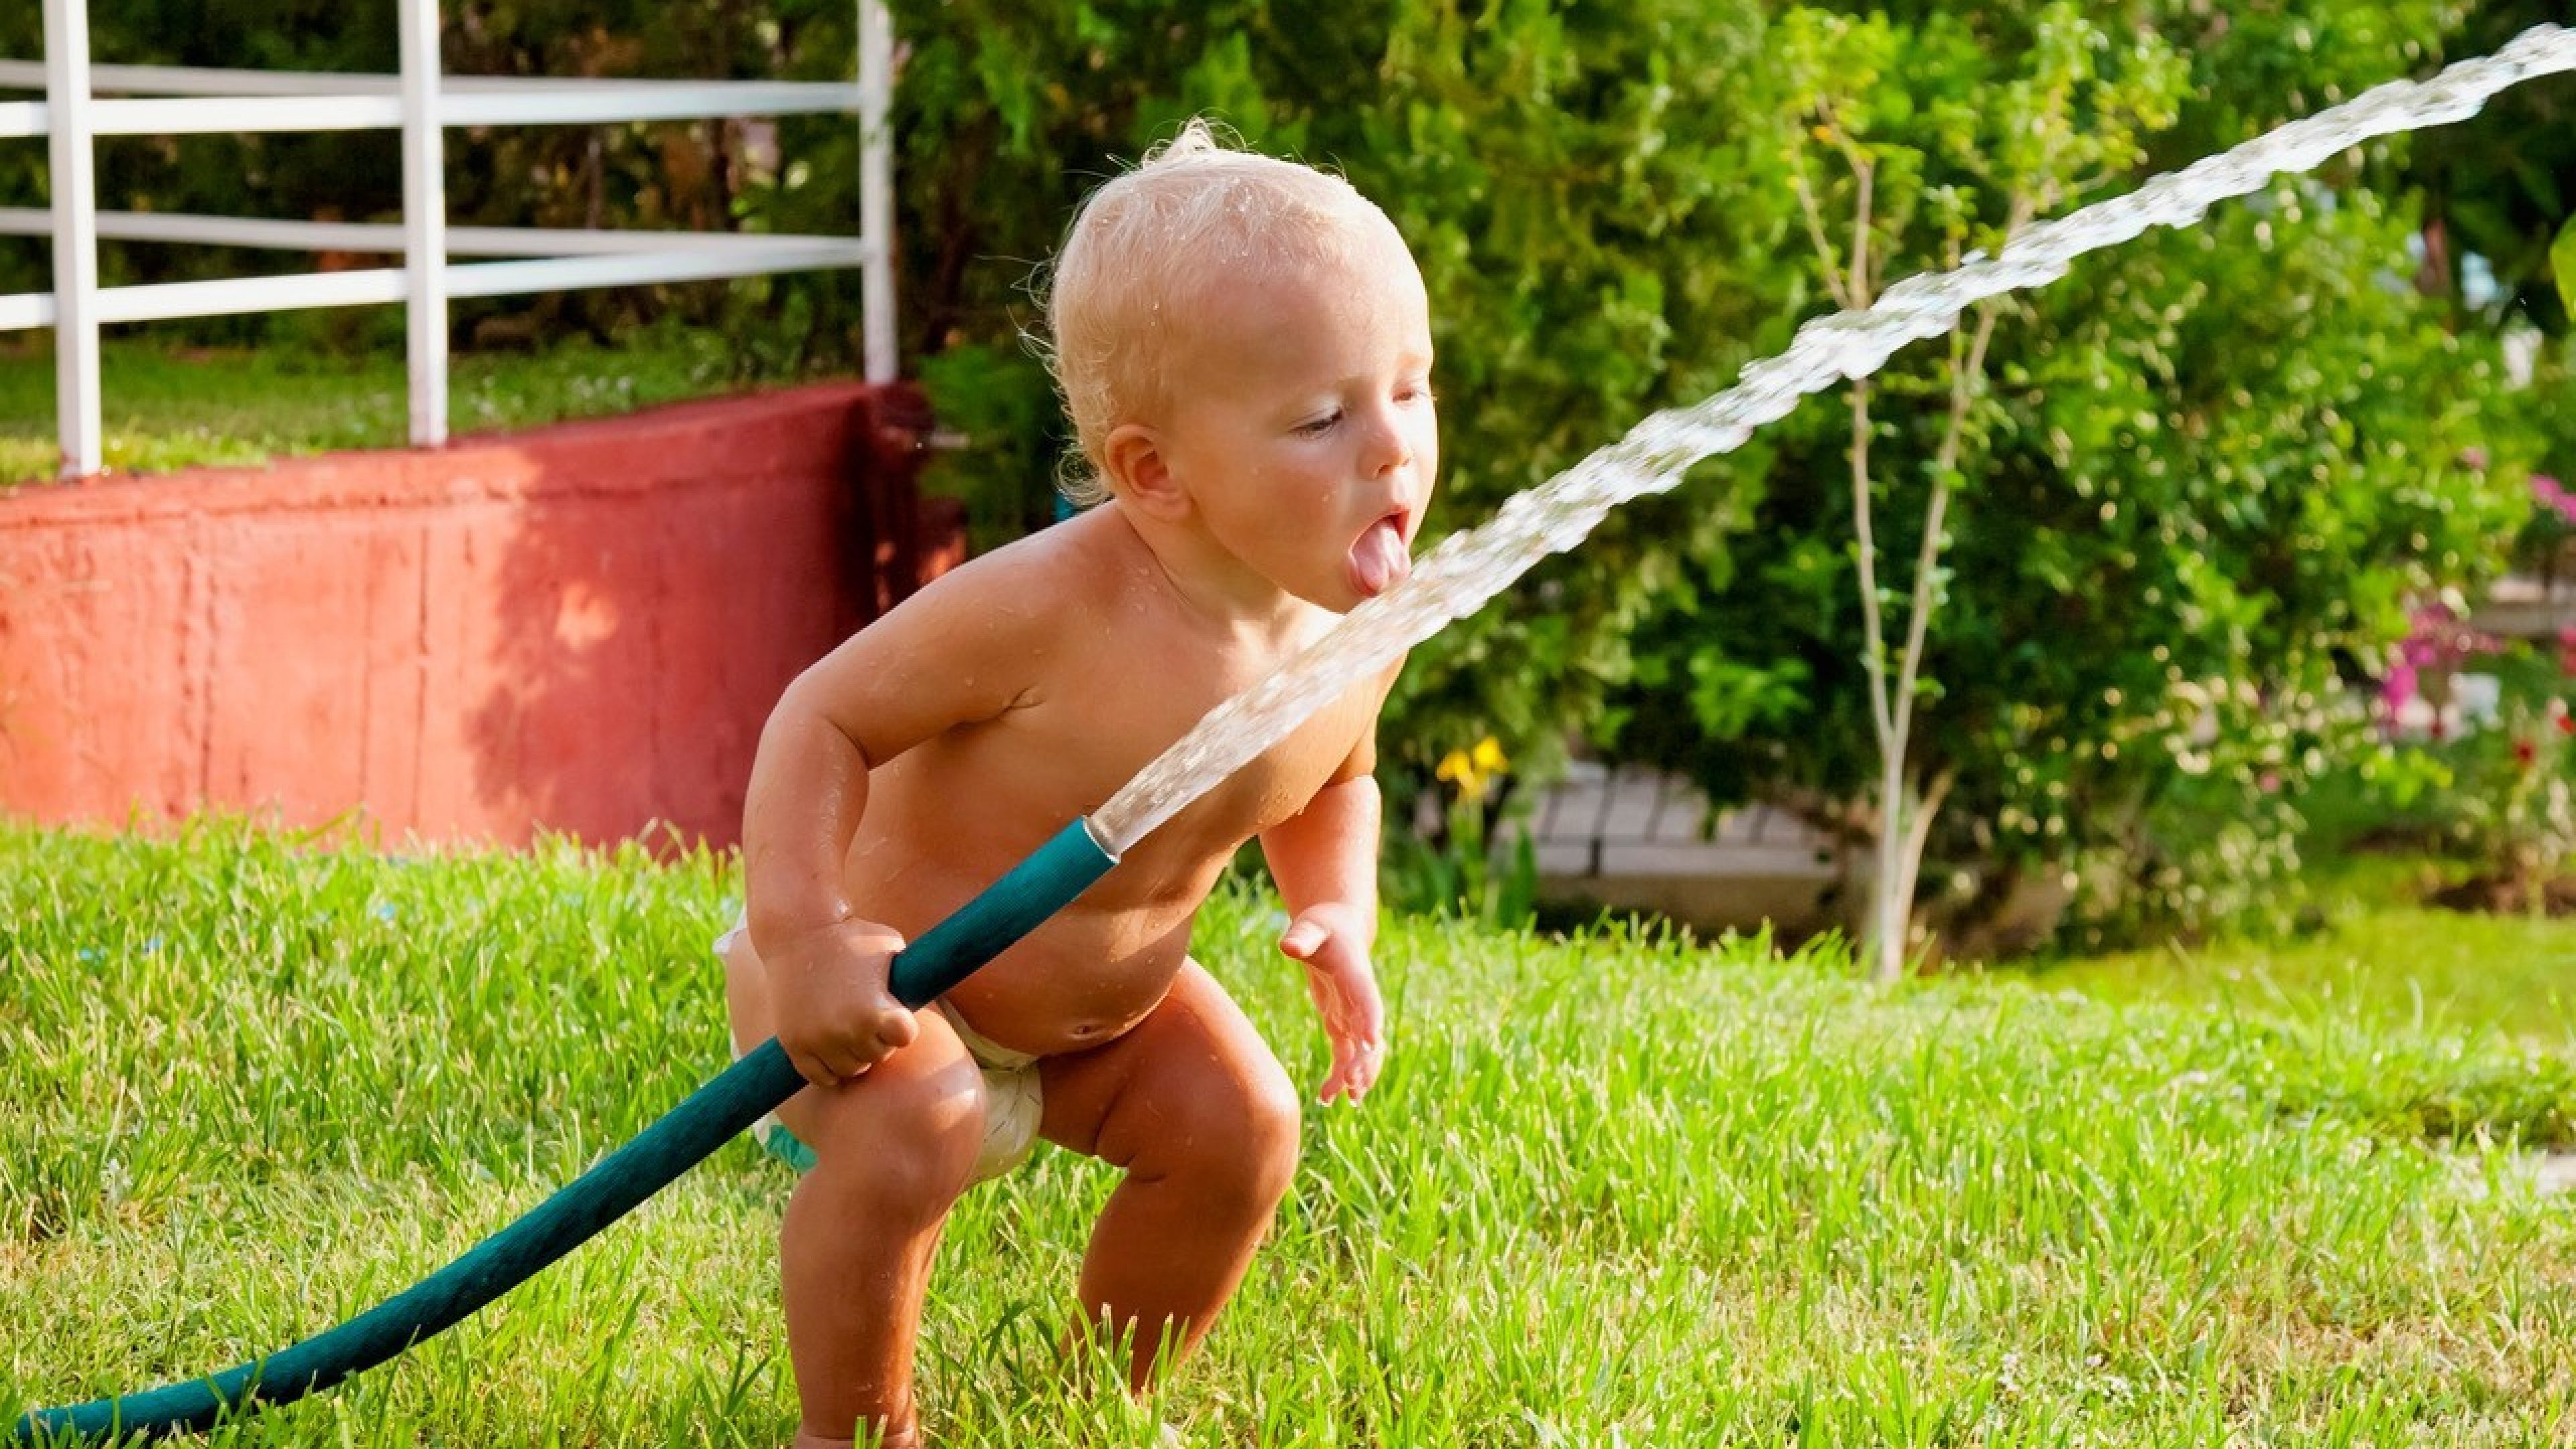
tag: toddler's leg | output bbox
[1037,961,1302,1392]
[731,939,989,1449]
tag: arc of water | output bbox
[1091,22,2576,855]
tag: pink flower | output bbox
[2385,602,2508,733]
[2534,475,2576,526]
[2403,604,2501,668]
[2380,657,2418,722]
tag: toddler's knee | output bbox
[1237,1063,1304,1204]
[807,1085,985,1217]
[853,1136,981,1219]
[1165,1057,1302,1214]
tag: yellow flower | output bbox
[1436,736,1510,803]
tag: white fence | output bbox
[1,0,897,478]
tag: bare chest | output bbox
[1055,647,1376,848]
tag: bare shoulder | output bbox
[943,506,1134,604]
[861,507,1132,652]
[773,510,1145,763]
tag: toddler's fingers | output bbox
[1325,1041,1368,1104]
[1355,1038,1387,1096]
[1328,1036,1381,1104]
[787,1046,841,1087]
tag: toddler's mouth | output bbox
[1348,511,1412,599]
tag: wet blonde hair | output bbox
[1042,119,1399,506]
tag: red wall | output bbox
[0,383,959,849]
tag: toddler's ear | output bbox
[1102,423,1188,520]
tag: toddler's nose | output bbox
[1364,412,1413,476]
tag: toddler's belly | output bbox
[941,924,1189,1057]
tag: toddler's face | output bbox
[1152,228,1438,613]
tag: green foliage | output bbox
[2524,333,2576,509]
[1379,736,1538,928]
[2424,668,2576,892]
[1347,1,1781,793]
[0,1,863,357]
[1611,2,2540,953]
[2404,0,2575,331]
[2340,623,2576,897]
[2557,217,2576,321]
[865,2,1342,536]
[1723,3,2194,977]
[0,5,398,331]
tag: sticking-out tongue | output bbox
[1348,517,1411,598]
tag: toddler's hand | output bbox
[1279,903,1387,1105]
[765,918,918,1087]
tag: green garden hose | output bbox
[12,818,1119,1444]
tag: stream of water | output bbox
[1091,23,2576,855]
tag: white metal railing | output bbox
[2,0,897,478]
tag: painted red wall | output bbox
[0,382,960,849]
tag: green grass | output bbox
[0,329,753,484]
[2028,855,2576,1048]
[7,818,2576,1446]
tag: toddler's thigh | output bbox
[1037,961,1297,1163]
[782,1010,989,1186]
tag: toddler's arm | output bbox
[1261,747,1388,1104]
[741,557,1046,1086]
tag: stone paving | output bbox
[1524,761,1842,935]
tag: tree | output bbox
[1751,4,2187,979]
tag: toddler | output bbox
[722,121,1438,1448]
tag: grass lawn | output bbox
[2029,856,2576,1049]
[7,819,2576,1446]
[0,329,754,485]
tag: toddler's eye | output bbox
[1397,382,1436,405]
[1295,411,1342,435]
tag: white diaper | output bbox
[928,997,1046,1185]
